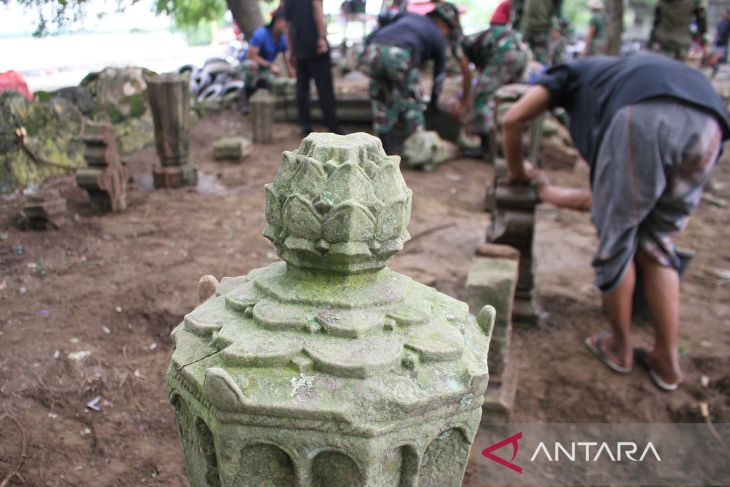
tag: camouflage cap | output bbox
[429,2,461,32]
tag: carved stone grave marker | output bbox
[167,133,495,487]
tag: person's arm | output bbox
[456,54,472,116]
[539,182,592,210]
[313,0,328,54]
[502,85,551,181]
[247,44,271,68]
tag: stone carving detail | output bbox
[167,133,494,487]
[75,121,126,213]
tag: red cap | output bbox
[490,0,511,25]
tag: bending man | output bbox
[503,52,729,391]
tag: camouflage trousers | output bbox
[523,30,550,65]
[473,50,530,135]
[647,41,689,62]
[242,60,277,92]
[362,43,424,135]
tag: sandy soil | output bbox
[1,111,729,486]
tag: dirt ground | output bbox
[1,110,729,486]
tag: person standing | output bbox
[710,8,730,74]
[361,3,467,153]
[550,17,573,65]
[581,0,607,57]
[648,0,708,61]
[519,0,562,65]
[283,0,341,136]
[461,1,531,158]
[501,52,729,391]
[241,9,294,114]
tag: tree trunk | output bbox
[605,0,624,55]
[226,0,265,40]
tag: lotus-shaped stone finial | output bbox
[263,132,412,273]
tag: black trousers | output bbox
[295,53,338,132]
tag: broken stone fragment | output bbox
[401,130,459,171]
[212,136,252,161]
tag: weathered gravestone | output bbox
[167,132,495,487]
[21,188,67,229]
[212,136,252,162]
[147,73,197,188]
[466,244,519,422]
[401,130,460,171]
[486,85,544,327]
[75,121,126,213]
[249,89,275,143]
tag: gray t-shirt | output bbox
[535,53,730,167]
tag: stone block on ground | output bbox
[480,352,519,423]
[466,256,518,379]
[250,89,275,143]
[212,136,252,161]
[402,130,460,171]
[21,189,67,229]
[475,242,520,261]
[75,121,126,213]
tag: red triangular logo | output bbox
[481,432,523,473]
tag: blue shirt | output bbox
[247,26,288,63]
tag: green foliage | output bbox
[154,0,227,28]
[2,0,88,36]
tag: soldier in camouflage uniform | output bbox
[518,0,562,65]
[648,0,708,61]
[462,6,531,158]
[549,17,573,65]
[362,3,467,152]
[582,0,607,56]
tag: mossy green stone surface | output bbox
[167,133,494,486]
[0,91,84,193]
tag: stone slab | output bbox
[481,352,519,424]
[466,257,517,377]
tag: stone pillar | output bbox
[250,89,275,143]
[486,174,541,327]
[167,133,495,487]
[75,121,126,213]
[486,84,543,327]
[147,73,197,188]
[466,244,519,422]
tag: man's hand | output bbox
[317,37,328,55]
[271,63,281,76]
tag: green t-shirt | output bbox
[588,12,607,55]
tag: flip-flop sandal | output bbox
[634,347,679,392]
[584,331,632,374]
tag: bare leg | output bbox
[592,261,636,369]
[635,248,683,385]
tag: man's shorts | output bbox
[590,98,722,292]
